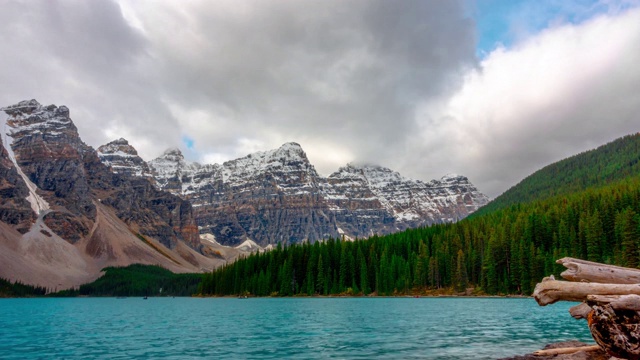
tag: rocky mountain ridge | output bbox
[100,140,490,246]
[0,100,234,289]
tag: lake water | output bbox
[0,297,593,359]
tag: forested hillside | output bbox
[0,278,47,297]
[200,175,640,296]
[53,265,203,297]
[473,133,640,217]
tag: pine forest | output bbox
[200,134,640,297]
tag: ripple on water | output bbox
[0,297,592,359]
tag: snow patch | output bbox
[200,233,225,247]
[1,115,50,215]
[235,239,262,251]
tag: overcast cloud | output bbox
[1,0,639,198]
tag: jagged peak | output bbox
[164,147,182,155]
[225,142,310,167]
[2,99,70,119]
[271,142,308,160]
[1,99,42,113]
[111,138,129,145]
[440,173,468,182]
[277,141,303,151]
[1,99,74,141]
[159,147,184,160]
[97,138,139,156]
[332,162,402,182]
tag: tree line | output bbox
[0,278,48,297]
[199,176,640,296]
[474,133,640,217]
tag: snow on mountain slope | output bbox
[131,142,489,246]
[97,138,155,180]
[149,148,222,198]
[149,142,320,198]
[234,239,262,252]
[1,100,53,215]
[222,142,319,190]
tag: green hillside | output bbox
[473,133,640,217]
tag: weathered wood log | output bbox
[589,303,640,359]
[569,302,593,319]
[588,294,640,311]
[586,294,624,305]
[533,278,640,306]
[532,345,601,356]
[557,257,640,284]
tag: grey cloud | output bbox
[0,0,182,155]
[1,0,476,173]
[402,7,640,198]
[19,0,640,201]
[146,0,476,166]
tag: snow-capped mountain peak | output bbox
[99,140,489,246]
[97,138,154,180]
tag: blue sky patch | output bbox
[182,136,195,150]
[470,0,629,56]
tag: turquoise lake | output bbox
[0,297,592,359]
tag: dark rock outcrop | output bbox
[0,132,35,234]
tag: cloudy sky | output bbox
[1,0,639,198]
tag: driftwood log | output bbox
[533,259,640,359]
[533,277,640,306]
[557,257,640,284]
[533,345,601,356]
[569,302,593,319]
[587,295,640,311]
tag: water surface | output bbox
[0,297,592,359]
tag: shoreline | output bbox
[0,293,533,299]
[193,293,532,299]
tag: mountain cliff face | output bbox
[1,100,200,249]
[0,100,225,289]
[323,165,489,237]
[137,142,489,246]
[97,138,155,181]
[0,130,35,234]
[147,143,336,246]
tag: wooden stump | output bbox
[588,303,640,359]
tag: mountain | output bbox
[473,133,640,217]
[200,132,640,297]
[148,142,339,246]
[132,142,489,246]
[324,164,488,237]
[97,138,155,181]
[0,100,230,290]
